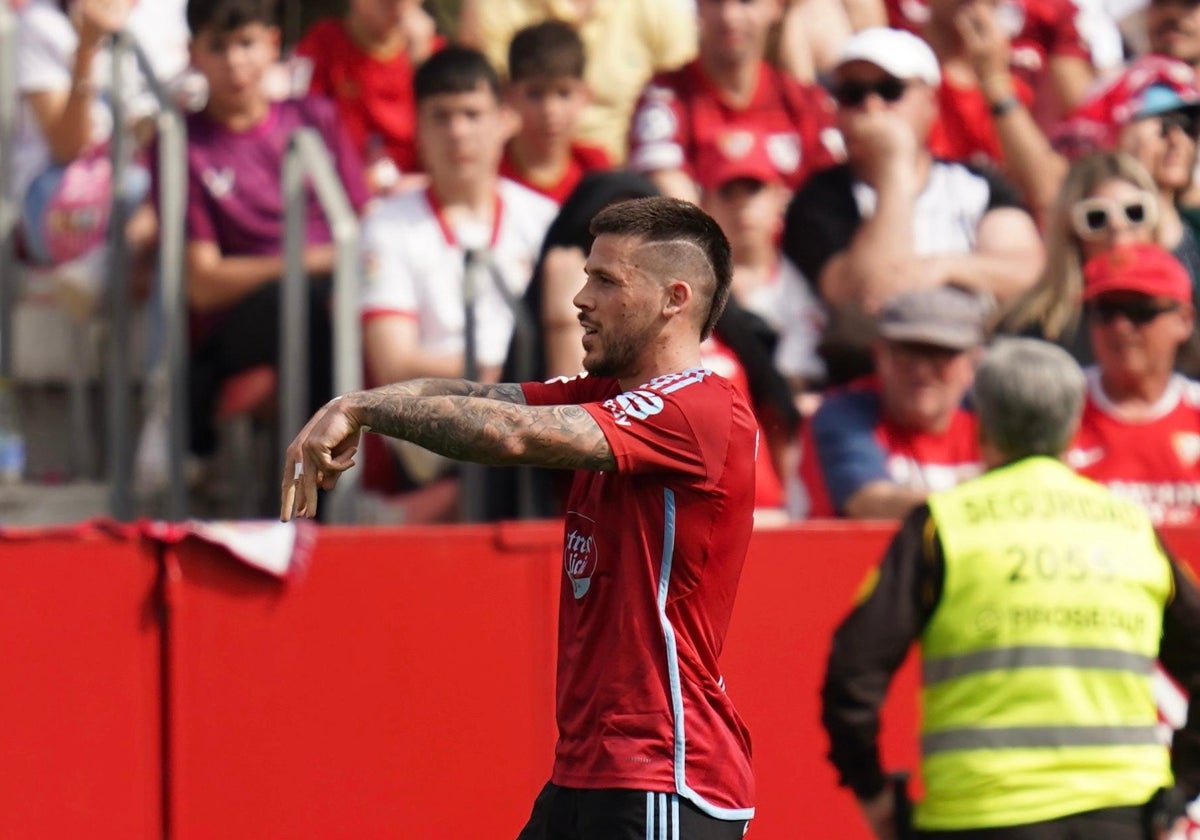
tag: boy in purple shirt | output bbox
[177,0,368,456]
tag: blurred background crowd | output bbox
[5,0,1200,527]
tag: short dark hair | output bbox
[508,21,586,82]
[414,46,501,104]
[589,197,733,340]
[186,0,276,36]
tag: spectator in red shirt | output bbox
[499,20,612,205]
[798,284,986,518]
[924,0,1086,219]
[696,128,826,396]
[294,0,441,194]
[1066,243,1200,525]
[627,0,840,203]
[885,0,1098,109]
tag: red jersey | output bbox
[700,333,784,510]
[1066,370,1200,526]
[929,75,1036,166]
[521,368,757,818]
[799,379,981,517]
[884,0,1091,88]
[627,59,839,191]
[295,19,442,174]
[498,142,613,205]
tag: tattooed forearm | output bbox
[366,378,527,404]
[348,393,615,471]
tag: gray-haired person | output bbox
[821,338,1200,840]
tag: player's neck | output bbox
[700,52,762,107]
[508,136,570,184]
[618,345,704,392]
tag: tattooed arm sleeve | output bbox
[346,390,615,472]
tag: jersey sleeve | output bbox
[811,388,890,513]
[1042,0,1092,60]
[16,7,72,94]
[520,373,618,407]
[970,162,1026,212]
[359,202,417,317]
[628,75,690,175]
[822,505,941,798]
[581,375,733,481]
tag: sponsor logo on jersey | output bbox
[766,132,801,174]
[633,100,677,145]
[202,167,235,199]
[1066,445,1106,470]
[603,390,666,427]
[563,512,599,599]
[1173,432,1200,467]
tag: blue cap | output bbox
[1135,83,1200,119]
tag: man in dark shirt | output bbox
[822,337,1200,839]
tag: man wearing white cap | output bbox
[782,27,1043,388]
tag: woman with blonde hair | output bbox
[996,150,1199,369]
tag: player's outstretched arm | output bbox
[281,384,615,520]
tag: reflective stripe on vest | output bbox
[922,724,1160,755]
[922,645,1155,686]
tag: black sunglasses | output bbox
[832,77,908,108]
[1157,109,1200,138]
[1086,298,1180,326]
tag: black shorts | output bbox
[515,782,750,840]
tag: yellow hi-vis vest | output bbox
[918,457,1173,831]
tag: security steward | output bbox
[821,338,1200,840]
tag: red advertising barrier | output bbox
[0,527,162,840]
[164,522,564,840]
[5,521,1200,840]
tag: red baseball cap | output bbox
[695,129,781,192]
[1053,55,1200,156]
[1082,243,1193,303]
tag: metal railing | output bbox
[0,3,18,378]
[109,32,188,521]
[281,127,361,524]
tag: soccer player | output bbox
[282,197,757,839]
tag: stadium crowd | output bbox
[7,0,1200,527]
[12,2,1200,837]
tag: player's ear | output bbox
[662,279,693,319]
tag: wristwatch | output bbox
[989,95,1020,118]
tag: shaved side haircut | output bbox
[589,197,732,339]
